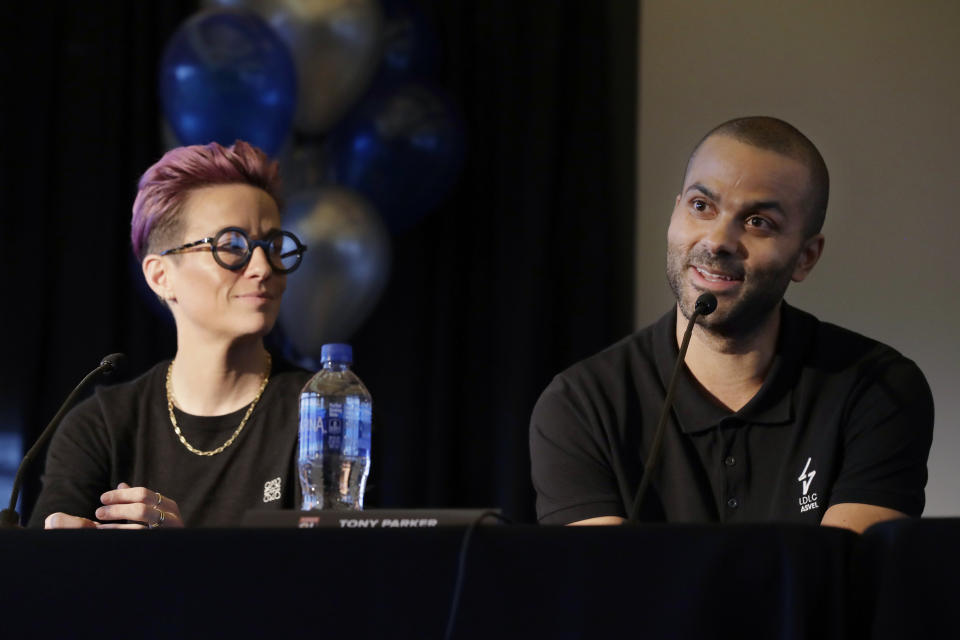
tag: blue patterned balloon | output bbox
[160,9,297,155]
[326,83,466,232]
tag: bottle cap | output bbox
[320,343,353,365]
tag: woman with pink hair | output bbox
[31,141,310,528]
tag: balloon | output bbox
[279,188,391,359]
[160,9,297,156]
[276,139,331,201]
[207,0,384,134]
[326,83,466,231]
[375,0,440,84]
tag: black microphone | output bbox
[628,294,716,523]
[694,292,717,315]
[0,353,126,528]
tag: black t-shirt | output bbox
[29,360,313,528]
[530,303,934,525]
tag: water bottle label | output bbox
[358,401,372,454]
[324,402,344,453]
[298,393,371,457]
[298,393,323,460]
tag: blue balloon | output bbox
[160,9,297,156]
[326,83,466,231]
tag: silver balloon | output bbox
[280,187,391,357]
[206,0,384,134]
[276,140,331,201]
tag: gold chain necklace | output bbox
[165,353,272,456]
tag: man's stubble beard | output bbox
[666,244,796,339]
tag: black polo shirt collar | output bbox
[651,303,811,434]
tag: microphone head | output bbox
[100,353,127,375]
[694,293,718,316]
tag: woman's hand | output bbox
[95,482,185,529]
[44,512,98,529]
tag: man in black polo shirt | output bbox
[529,116,933,532]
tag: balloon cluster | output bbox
[159,0,465,361]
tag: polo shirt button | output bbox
[724,456,736,467]
[727,497,739,509]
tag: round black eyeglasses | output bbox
[160,227,308,274]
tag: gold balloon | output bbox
[206,0,384,134]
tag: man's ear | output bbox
[791,234,825,283]
[142,254,176,303]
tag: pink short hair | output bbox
[131,140,282,261]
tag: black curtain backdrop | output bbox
[2,1,636,524]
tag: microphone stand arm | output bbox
[629,294,716,524]
[0,363,114,528]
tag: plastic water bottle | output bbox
[298,344,373,511]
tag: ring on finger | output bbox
[155,492,163,507]
[149,505,165,529]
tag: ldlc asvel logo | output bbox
[798,457,819,513]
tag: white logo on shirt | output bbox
[263,477,282,503]
[798,457,816,495]
[797,457,819,513]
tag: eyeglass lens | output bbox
[213,229,303,272]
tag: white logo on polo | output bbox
[263,477,282,503]
[798,457,816,495]
[797,457,819,513]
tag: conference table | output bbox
[1,519,957,638]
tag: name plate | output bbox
[241,508,501,529]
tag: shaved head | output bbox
[684,117,829,237]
